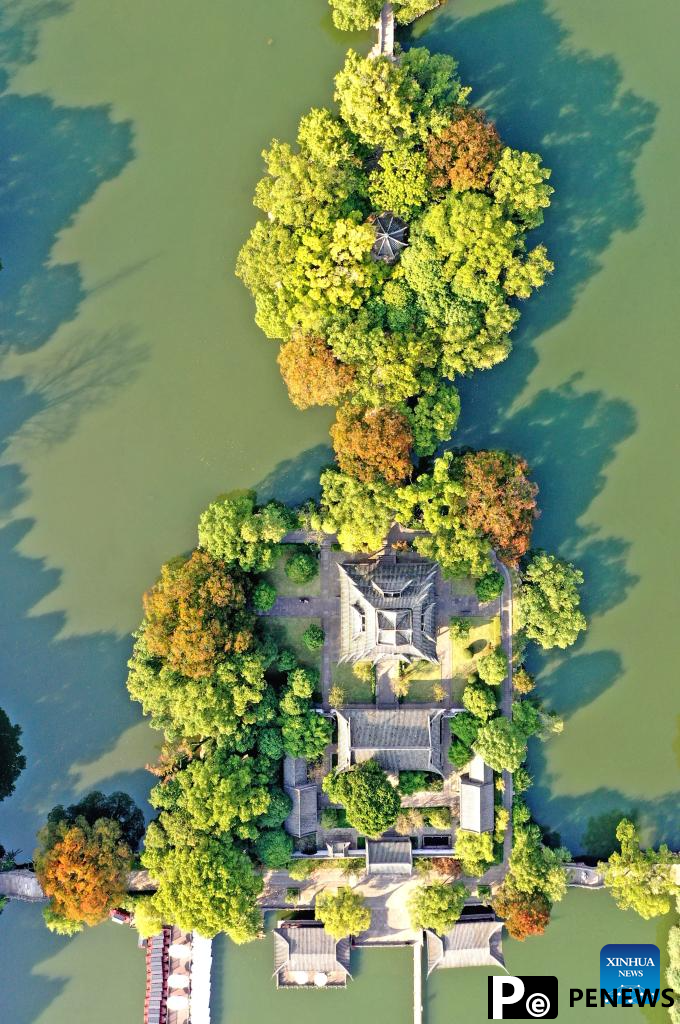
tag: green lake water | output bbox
[0,0,677,1021]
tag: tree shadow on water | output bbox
[254,443,333,507]
[410,0,657,379]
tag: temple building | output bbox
[335,708,445,775]
[273,921,352,989]
[338,557,438,665]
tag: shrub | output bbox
[329,685,345,708]
[398,770,439,795]
[252,580,277,611]
[353,661,375,683]
[449,617,471,641]
[302,623,325,650]
[286,886,300,905]
[477,646,508,685]
[285,551,318,585]
[423,806,451,830]
[320,807,340,830]
[395,808,425,835]
[475,570,504,602]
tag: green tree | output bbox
[252,579,277,611]
[477,646,508,685]
[473,717,527,772]
[285,550,318,585]
[281,710,332,761]
[254,829,294,868]
[323,760,401,837]
[462,682,496,721]
[334,49,464,151]
[518,551,586,649]
[302,623,325,650]
[314,469,394,552]
[450,712,479,747]
[407,880,468,932]
[0,708,26,801]
[455,830,495,876]
[150,750,271,837]
[475,570,504,603]
[491,147,553,229]
[448,739,472,769]
[328,0,383,32]
[599,819,679,919]
[142,813,263,940]
[128,636,273,744]
[198,491,296,572]
[506,825,569,903]
[368,144,431,218]
[316,887,371,938]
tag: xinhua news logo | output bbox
[600,943,660,999]
[488,976,558,1019]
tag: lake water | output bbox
[0,0,677,1021]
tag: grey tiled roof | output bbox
[426,920,505,973]
[459,775,495,834]
[284,784,318,838]
[336,709,444,775]
[273,923,351,975]
[338,557,438,665]
[366,839,413,875]
[283,756,308,788]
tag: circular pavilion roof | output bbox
[371,212,408,263]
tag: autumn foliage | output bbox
[493,887,551,940]
[143,550,254,679]
[330,406,413,485]
[462,451,538,565]
[426,108,502,192]
[278,335,355,409]
[36,818,132,927]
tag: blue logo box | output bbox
[600,944,660,1000]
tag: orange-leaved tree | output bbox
[461,451,538,566]
[278,335,355,409]
[426,107,502,192]
[142,550,254,680]
[330,406,413,485]
[493,887,551,940]
[35,817,132,932]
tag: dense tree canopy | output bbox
[493,888,551,940]
[237,46,552,462]
[329,0,439,30]
[473,716,527,772]
[35,816,132,932]
[316,887,371,938]
[323,759,401,837]
[198,491,296,573]
[599,819,678,919]
[330,405,413,484]
[518,551,586,649]
[407,880,468,932]
[0,708,26,801]
[142,551,254,680]
[142,813,263,940]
